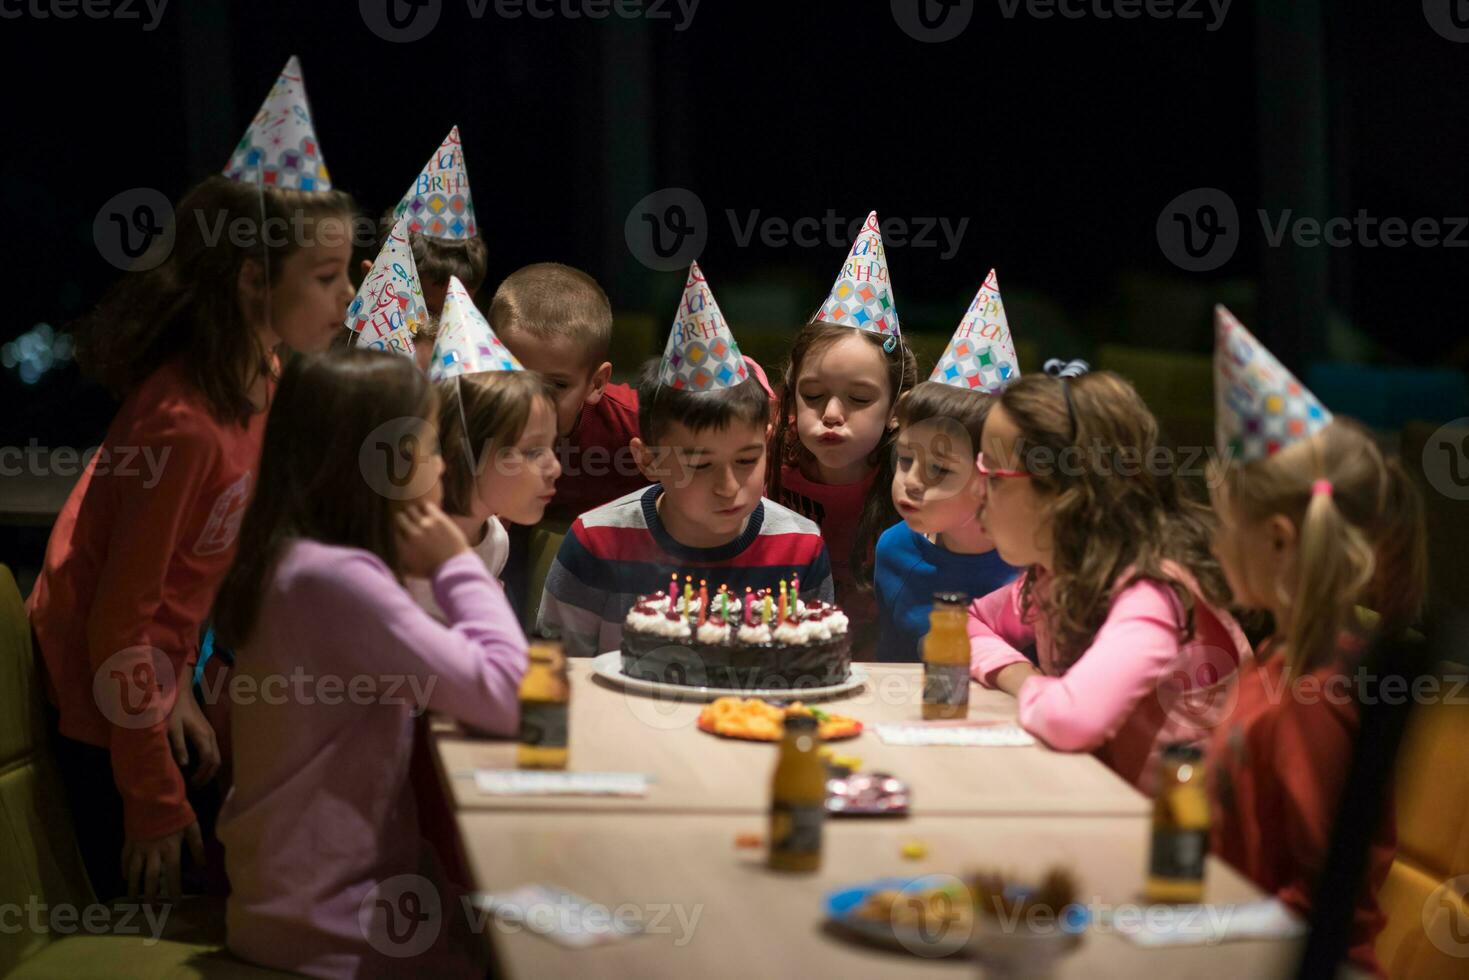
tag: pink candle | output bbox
[668,573,678,612]
[743,587,753,626]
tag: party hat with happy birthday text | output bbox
[427,277,523,381]
[395,126,477,240]
[814,211,901,340]
[657,261,748,391]
[223,56,331,191]
[930,269,1020,394]
[346,215,427,357]
[1213,305,1333,462]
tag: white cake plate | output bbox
[590,651,869,703]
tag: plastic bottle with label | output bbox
[769,714,824,872]
[1145,742,1210,902]
[922,591,971,720]
[516,642,570,770]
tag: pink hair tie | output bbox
[1311,479,1334,497]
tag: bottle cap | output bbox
[1161,742,1203,761]
[932,591,970,606]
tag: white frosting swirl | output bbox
[737,623,772,645]
[696,620,731,644]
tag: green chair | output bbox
[0,565,292,978]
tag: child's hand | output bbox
[395,501,470,578]
[122,822,205,900]
[167,678,220,787]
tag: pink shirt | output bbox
[219,540,528,979]
[968,565,1251,794]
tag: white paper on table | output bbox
[1103,898,1306,947]
[469,885,645,948]
[873,722,1035,747]
[473,770,651,797]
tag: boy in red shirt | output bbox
[490,262,645,519]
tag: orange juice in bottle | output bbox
[517,642,570,769]
[769,714,825,872]
[922,592,970,720]
[1145,743,1210,902]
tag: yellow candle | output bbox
[763,594,772,625]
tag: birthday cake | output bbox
[620,577,851,690]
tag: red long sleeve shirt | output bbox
[28,358,269,840]
[546,382,644,521]
[1207,643,1394,977]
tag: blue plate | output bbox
[824,876,1091,957]
[823,876,976,956]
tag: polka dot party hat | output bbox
[223,56,332,192]
[814,211,901,341]
[1214,305,1333,463]
[658,261,748,391]
[395,126,477,241]
[930,269,1020,394]
[428,277,524,381]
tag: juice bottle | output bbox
[769,714,825,872]
[921,592,971,720]
[1145,742,1210,902]
[516,642,570,770]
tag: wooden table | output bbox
[455,812,1299,980]
[432,661,1295,977]
[436,661,1150,818]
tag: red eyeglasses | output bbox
[975,451,1031,480]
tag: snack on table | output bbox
[855,879,973,934]
[697,696,862,742]
[621,576,851,689]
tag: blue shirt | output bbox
[874,522,1019,663]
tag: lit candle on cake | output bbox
[743,587,753,626]
[778,579,787,621]
[763,592,772,625]
[698,579,708,625]
[668,573,678,612]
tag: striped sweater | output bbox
[537,486,834,657]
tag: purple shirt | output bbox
[219,539,527,978]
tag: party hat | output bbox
[427,277,523,381]
[223,56,331,191]
[346,215,427,357]
[814,211,900,339]
[1213,305,1332,462]
[657,261,748,391]
[930,269,1019,393]
[395,126,477,240]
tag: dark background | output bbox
[1,0,1466,452]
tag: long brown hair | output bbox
[1213,419,1426,677]
[436,371,557,516]
[999,371,1231,669]
[76,175,357,425]
[213,349,435,646]
[768,320,918,588]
